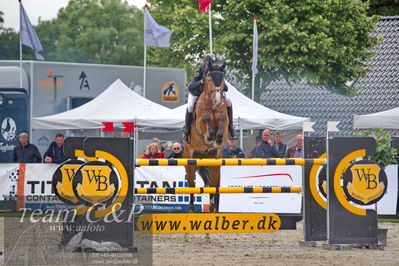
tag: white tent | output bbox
[32,79,308,131]
[31,79,178,130]
[148,81,309,130]
[354,107,399,129]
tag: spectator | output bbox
[272,131,288,158]
[151,137,164,152]
[141,142,164,159]
[168,143,184,158]
[13,132,42,163]
[255,135,262,146]
[285,134,303,158]
[222,139,244,158]
[248,129,280,158]
[43,133,70,164]
[163,141,173,158]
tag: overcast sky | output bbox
[0,0,146,30]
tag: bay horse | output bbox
[184,60,229,212]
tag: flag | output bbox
[199,0,212,13]
[122,122,134,133]
[252,17,258,75]
[20,3,44,60]
[144,9,172,47]
[101,122,114,132]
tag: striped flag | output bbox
[252,17,258,75]
[199,0,212,13]
[20,2,44,60]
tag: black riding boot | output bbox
[227,106,237,140]
[182,109,194,143]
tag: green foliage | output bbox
[367,0,399,16]
[354,128,398,168]
[149,0,380,98]
[35,0,144,65]
[0,28,19,60]
[0,0,144,65]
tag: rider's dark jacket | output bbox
[188,65,228,97]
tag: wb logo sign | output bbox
[53,160,120,209]
[75,165,116,205]
[343,160,388,205]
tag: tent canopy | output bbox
[354,107,399,129]
[32,79,177,130]
[148,81,309,130]
[32,79,308,130]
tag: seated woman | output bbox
[141,142,164,159]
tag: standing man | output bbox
[249,129,280,158]
[272,131,288,158]
[13,132,42,163]
[285,134,303,158]
[222,139,244,158]
[43,133,70,164]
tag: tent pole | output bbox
[134,119,138,158]
[239,117,243,149]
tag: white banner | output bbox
[23,164,60,209]
[219,165,303,213]
[134,166,209,212]
[377,165,398,215]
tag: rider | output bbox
[182,53,236,143]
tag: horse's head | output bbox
[203,60,226,109]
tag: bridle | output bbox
[202,70,226,109]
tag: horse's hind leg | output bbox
[185,165,197,212]
[208,166,221,213]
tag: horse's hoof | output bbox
[213,142,222,148]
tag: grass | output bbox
[379,218,399,223]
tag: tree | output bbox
[0,0,144,65]
[367,0,399,16]
[0,28,19,60]
[148,0,380,98]
[35,0,144,65]
[0,11,4,24]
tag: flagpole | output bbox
[19,0,23,88]
[143,45,147,98]
[143,5,147,98]
[251,17,257,101]
[208,3,212,53]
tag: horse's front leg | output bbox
[208,166,221,213]
[203,113,215,144]
[215,114,227,147]
[185,165,198,212]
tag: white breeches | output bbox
[187,93,232,113]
